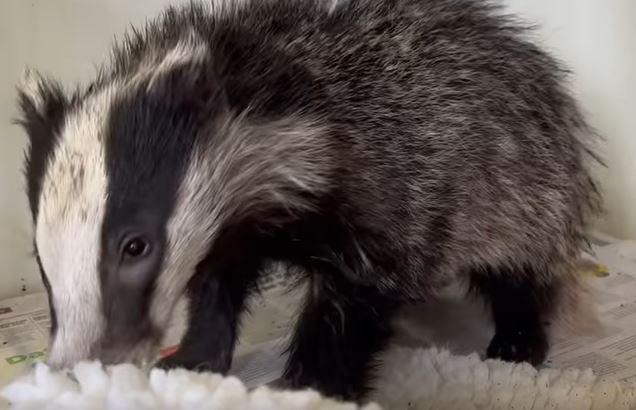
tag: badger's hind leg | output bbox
[470,265,558,366]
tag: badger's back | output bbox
[106,0,601,294]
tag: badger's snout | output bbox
[45,310,162,370]
[46,324,103,370]
[97,339,160,369]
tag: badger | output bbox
[16,0,602,401]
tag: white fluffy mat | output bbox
[3,346,636,410]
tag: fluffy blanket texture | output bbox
[3,347,636,410]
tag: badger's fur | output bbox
[17,0,602,401]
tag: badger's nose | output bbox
[97,338,158,370]
[46,333,97,371]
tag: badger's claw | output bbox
[154,352,226,373]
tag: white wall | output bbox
[0,0,634,300]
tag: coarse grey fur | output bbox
[18,0,603,401]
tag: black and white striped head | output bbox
[17,26,330,370]
[15,33,222,369]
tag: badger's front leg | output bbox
[282,271,398,401]
[156,259,259,373]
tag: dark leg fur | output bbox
[155,271,250,373]
[156,227,264,373]
[158,216,397,400]
[471,266,554,366]
[281,270,397,401]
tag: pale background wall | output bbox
[0,0,634,300]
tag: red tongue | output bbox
[159,345,179,358]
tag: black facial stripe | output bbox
[98,74,210,355]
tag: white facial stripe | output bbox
[36,86,116,368]
[121,0,254,91]
[150,116,331,327]
[325,0,350,14]
[131,30,209,92]
[209,0,250,15]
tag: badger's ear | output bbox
[16,68,68,219]
[15,68,68,140]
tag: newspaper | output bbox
[0,293,51,389]
[2,233,636,391]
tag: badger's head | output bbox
[16,31,330,370]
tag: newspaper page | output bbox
[3,233,636,390]
[0,293,51,388]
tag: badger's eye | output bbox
[122,237,149,258]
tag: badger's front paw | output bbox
[155,353,204,371]
[154,352,229,373]
[486,327,548,366]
